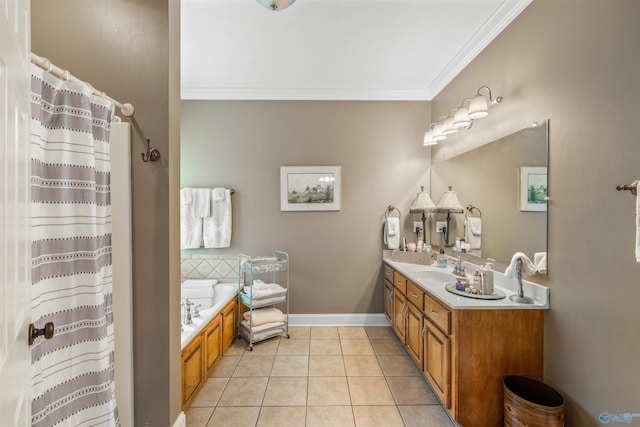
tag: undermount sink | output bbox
[411,269,456,285]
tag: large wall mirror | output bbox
[430,120,548,269]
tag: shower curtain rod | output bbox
[30,52,135,117]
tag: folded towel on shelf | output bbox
[384,217,400,250]
[203,188,232,248]
[504,252,537,279]
[252,279,269,290]
[243,283,287,299]
[464,217,482,250]
[191,188,211,218]
[180,188,202,249]
[243,308,286,326]
[240,320,287,333]
[534,252,547,274]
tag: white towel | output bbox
[213,187,226,201]
[636,181,640,262]
[191,188,211,218]
[534,252,547,274]
[504,252,537,279]
[203,188,232,248]
[243,308,286,326]
[180,188,202,249]
[384,218,400,250]
[464,217,482,250]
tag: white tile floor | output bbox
[185,326,457,427]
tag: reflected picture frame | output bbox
[280,166,341,211]
[520,166,547,212]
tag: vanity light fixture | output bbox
[436,186,465,247]
[256,0,295,11]
[423,86,503,146]
[410,186,437,243]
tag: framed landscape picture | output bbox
[520,166,547,212]
[280,166,341,211]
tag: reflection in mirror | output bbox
[430,120,548,269]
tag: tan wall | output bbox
[31,1,181,425]
[181,100,430,313]
[431,0,640,424]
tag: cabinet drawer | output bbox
[424,293,451,334]
[393,271,407,294]
[384,264,394,283]
[406,281,424,311]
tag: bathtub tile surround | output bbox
[185,326,457,427]
[181,253,240,281]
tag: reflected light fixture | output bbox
[410,186,437,242]
[423,86,503,146]
[256,0,295,11]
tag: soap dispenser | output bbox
[481,259,495,295]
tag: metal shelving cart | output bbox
[238,250,289,350]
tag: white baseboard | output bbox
[288,313,390,327]
[172,412,186,427]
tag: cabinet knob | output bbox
[29,322,54,346]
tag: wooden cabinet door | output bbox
[222,298,238,353]
[423,318,451,408]
[392,288,406,342]
[204,315,222,376]
[405,302,423,368]
[383,281,394,323]
[181,335,204,410]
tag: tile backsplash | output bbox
[181,253,240,281]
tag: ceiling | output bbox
[181,0,531,101]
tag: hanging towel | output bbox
[180,188,203,249]
[504,252,537,279]
[464,217,482,250]
[636,182,640,262]
[203,188,232,248]
[384,217,400,250]
[212,187,226,201]
[191,188,211,217]
[534,252,547,274]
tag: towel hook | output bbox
[141,138,161,163]
[616,180,638,196]
[465,204,482,219]
[385,205,401,220]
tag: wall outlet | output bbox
[413,221,423,233]
[436,221,446,232]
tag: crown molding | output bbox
[181,87,431,101]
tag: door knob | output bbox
[29,322,54,346]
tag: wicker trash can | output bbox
[504,375,565,426]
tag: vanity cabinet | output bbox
[181,297,238,410]
[221,297,237,353]
[384,262,544,427]
[204,315,222,377]
[181,326,205,410]
[383,265,394,323]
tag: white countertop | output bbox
[384,259,549,310]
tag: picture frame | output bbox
[519,166,547,212]
[280,166,341,211]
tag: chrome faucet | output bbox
[193,304,201,318]
[182,299,193,325]
[452,256,466,277]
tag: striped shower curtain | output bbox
[30,65,119,426]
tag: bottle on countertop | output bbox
[437,249,447,268]
[473,270,481,292]
[481,259,495,295]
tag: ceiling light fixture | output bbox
[423,86,503,146]
[256,0,296,11]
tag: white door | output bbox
[0,0,32,426]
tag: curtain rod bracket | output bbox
[141,139,161,162]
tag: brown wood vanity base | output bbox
[384,262,544,427]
